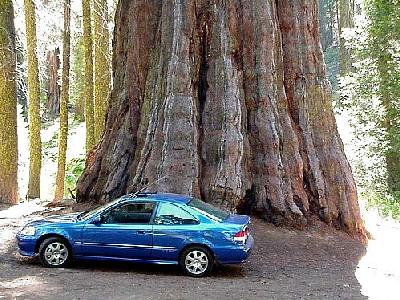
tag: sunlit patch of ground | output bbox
[336,108,400,299]
[356,203,400,300]
[0,275,48,298]
[0,199,46,220]
[0,200,46,255]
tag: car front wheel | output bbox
[39,237,70,268]
[179,246,213,277]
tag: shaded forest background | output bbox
[318,0,400,218]
[0,0,399,232]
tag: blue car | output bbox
[16,192,254,277]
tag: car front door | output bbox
[81,201,155,260]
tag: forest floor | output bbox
[2,200,398,300]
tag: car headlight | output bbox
[20,226,36,236]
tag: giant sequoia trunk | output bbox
[77,0,365,238]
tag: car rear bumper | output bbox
[215,234,254,264]
[16,235,37,257]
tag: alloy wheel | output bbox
[184,250,209,275]
[44,242,69,266]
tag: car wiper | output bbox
[76,210,89,220]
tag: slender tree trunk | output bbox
[45,47,61,119]
[379,69,400,193]
[93,0,111,143]
[318,0,335,51]
[318,0,328,51]
[16,37,28,121]
[54,0,71,202]
[24,0,42,199]
[77,0,366,238]
[0,0,18,204]
[72,34,85,121]
[82,0,95,152]
[338,0,354,75]
[75,95,85,121]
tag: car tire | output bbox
[39,237,71,268]
[179,246,214,277]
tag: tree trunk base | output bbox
[76,0,366,240]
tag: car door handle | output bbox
[137,230,151,235]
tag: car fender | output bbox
[35,227,75,250]
[179,235,215,254]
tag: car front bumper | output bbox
[16,234,38,257]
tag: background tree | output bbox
[0,0,18,204]
[16,34,28,121]
[76,0,366,238]
[318,0,340,89]
[71,33,85,121]
[45,47,61,119]
[338,0,355,75]
[24,0,42,199]
[54,0,71,202]
[367,0,400,194]
[93,0,111,143]
[319,0,336,51]
[82,0,95,152]
[340,0,400,218]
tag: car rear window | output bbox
[187,198,230,221]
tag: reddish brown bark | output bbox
[77,0,366,238]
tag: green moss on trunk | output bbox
[82,0,95,152]
[54,0,71,202]
[93,0,111,144]
[24,0,42,199]
[0,0,18,204]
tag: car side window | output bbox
[102,202,155,224]
[154,203,198,225]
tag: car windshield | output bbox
[187,198,230,221]
[77,197,122,220]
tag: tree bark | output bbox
[77,0,366,238]
[0,0,18,204]
[82,0,95,152]
[54,0,71,202]
[93,0,111,144]
[72,34,85,122]
[45,48,61,118]
[24,0,42,199]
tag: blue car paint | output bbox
[16,193,254,266]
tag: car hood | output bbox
[28,212,81,227]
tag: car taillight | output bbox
[233,227,249,244]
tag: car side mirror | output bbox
[91,215,102,225]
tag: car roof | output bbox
[121,192,191,204]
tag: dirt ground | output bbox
[0,202,367,300]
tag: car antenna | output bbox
[128,175,168,197]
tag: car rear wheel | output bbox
[179,246,213,277]
[39,237,70,268]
